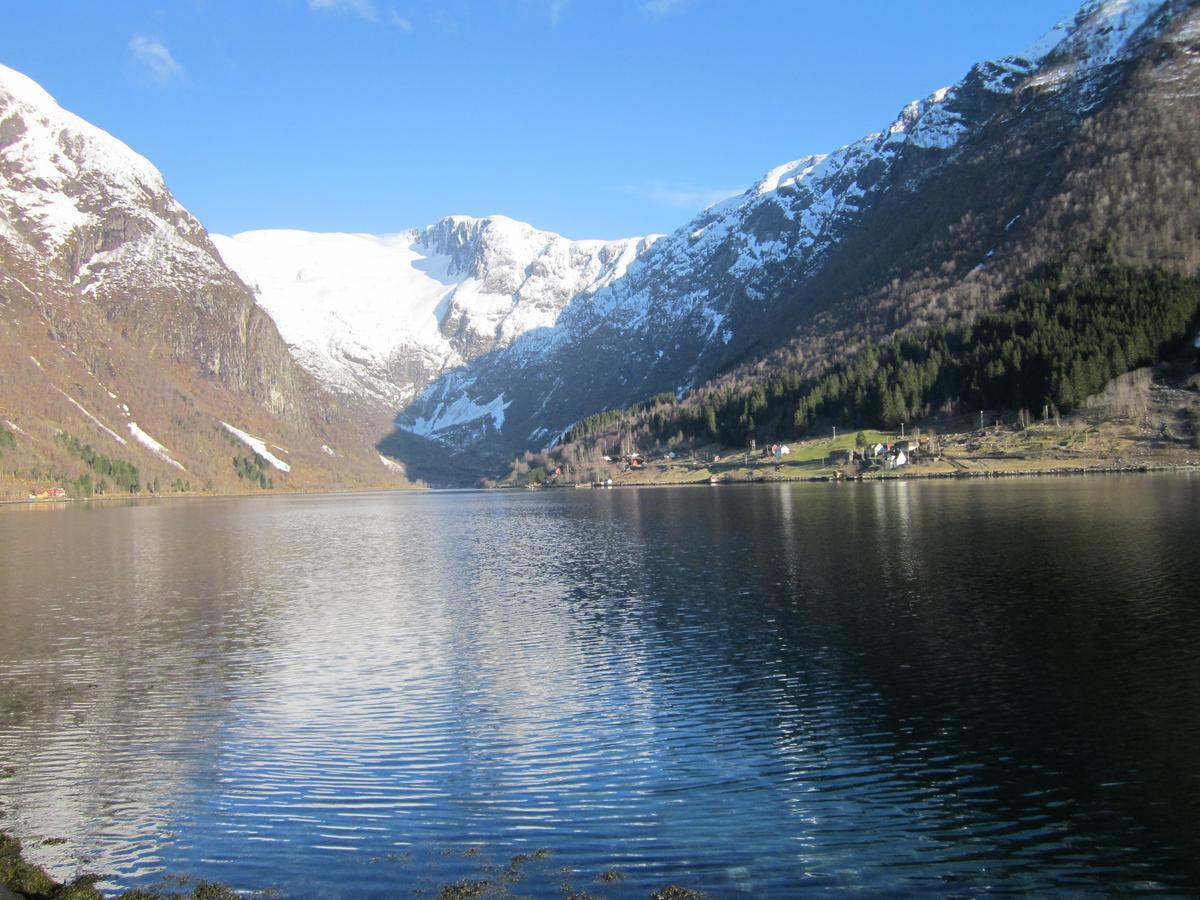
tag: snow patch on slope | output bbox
[379,454,405,473]
[128,422,186,471]
[222,422,291,472]
[407,391,510,438]
[55,388,126,445]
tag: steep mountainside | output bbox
[386,0,1200,475]
[212,219,655,419]
[0,63,408,498]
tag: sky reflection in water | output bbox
[1,476,1198,896]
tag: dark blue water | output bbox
[1,476,1198,897]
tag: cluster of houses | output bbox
[27,485,67,501]
[832,437,934,472]
[575,434,936,482]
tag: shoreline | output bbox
[524,418,1200,490]
[7,459,1196,504]
[597,459,1199,488]
[0,830,704,900]
[0,482,424,508]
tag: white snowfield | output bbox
[212,217,656,410]
[222,422,291,473]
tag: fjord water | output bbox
[1,478,1198,897]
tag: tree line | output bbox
[55,431,140,494]
[553,253,1200,457]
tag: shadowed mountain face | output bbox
[0,64,408,495]
[382,0,1200,479]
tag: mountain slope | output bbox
[385,0,1199,475]
[212,218,656,420]
[0,63,409,497]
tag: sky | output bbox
[1,1,1085,241]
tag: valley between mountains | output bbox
[3,0,1199,498]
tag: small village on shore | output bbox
[505,412,1200,490]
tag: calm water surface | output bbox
[1,477,1199,897]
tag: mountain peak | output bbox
[0,63,173,253]
[213,215,656,414]
[1023,0,1167,67]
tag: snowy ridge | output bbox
[0,62,237,303]
[212,218,656,409]
[0,64,169,250]
[1025,0,1164,78]
[394,0,1175,457]
[412,44,1035,393]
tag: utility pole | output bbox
[901,422,905,439]
[832,426,837,442]
[979,410,984,430]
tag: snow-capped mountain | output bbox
[0,62,407,491]
[0,61,313,418]
[387,0,1194,470]
[212,218,656,412]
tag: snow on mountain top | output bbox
[1023,0,1164,67]
[0,61,201,264]
[213,216,655,408]
[752,156,826,198]
[651,0,1170,249]
[212,228,455,371]
[0,62,168,199]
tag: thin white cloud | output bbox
[309,0,379,22]
[548,0,570,24]
[129,35,184,83]
[515,0,569,24]
[387,11,415,31]
[640,0,690,18]
[623,181,742,211]
[308,0,414,28]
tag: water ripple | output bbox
[1,478,1199,896]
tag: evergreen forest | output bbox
[559,253,1200,456]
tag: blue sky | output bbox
[2,1,1083,240]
